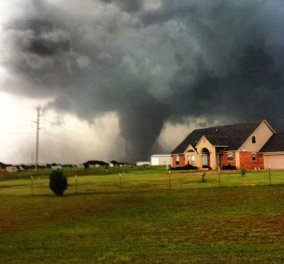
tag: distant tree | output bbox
[49,170,68,196]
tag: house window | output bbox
[252,136,256,144]
[191,155,196,166]
[252,153,257,161]
[176,155,179,165]
[227,151,234,161]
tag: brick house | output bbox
[171,120,284,170]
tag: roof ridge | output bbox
[193,120,262,131]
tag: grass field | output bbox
[0,167,283,263]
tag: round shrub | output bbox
[49,170,68,196]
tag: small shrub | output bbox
[170,164,198,170]
[49,170,68,196]
[241,165,246,177]
[222,165,237,170]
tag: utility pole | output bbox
[35,106,41,170]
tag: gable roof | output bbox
[260,132,284,152]
[171,121,263,154]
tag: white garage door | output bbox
[264,154,284,169]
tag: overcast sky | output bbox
[1,0,284,164]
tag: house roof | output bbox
[260,132,284,152]
[171,121,263,154]
[0,162,7,168]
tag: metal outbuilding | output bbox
[151,154,171,166]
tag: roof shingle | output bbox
[171,121,262,154]
[260,132,284,152]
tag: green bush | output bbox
[49,170,68,196]
[221,165,237,170]
[241,165,246,177]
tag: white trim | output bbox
[195,135,212,148]
[262,151,284,156]
[262,119,276,134]
[185,144,197,153]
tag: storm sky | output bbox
[1,0,284,163]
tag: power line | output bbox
[125,137,128,163]
[34,106,41,170]
[0,132,33,135]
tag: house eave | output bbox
[261,151,284,155]
[195,135,212,148]
[262,119,276,134]
[184,144,197,153]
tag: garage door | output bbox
[264,154,284,169]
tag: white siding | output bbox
[6,166,18,173]
[151,155,171,166]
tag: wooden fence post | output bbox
[31,176,34,196]
[75,175,78,194]
[269,168,272,185]
[119,173,122,190]
[168,170,171,190]
[218,168,221,187]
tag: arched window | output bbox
[176,155,179,165]
[227,151,234,161]
[252,153,257,161]
[202,148,209,166]
[252,136,256,144]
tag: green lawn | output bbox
[0,168,283,263]
[0,167,283,195]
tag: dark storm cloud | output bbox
[2,0,284,160]
[13,18,71,56]
[143,0,284,128]
[100,0,143,13]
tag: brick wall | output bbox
[239,152,264,170]
[220,151,236,168]
[180,155,186,167]
[171,154,186,168]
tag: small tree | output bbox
[49,170,68,196]
[201,172,206,183]
[241,165,246,177]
